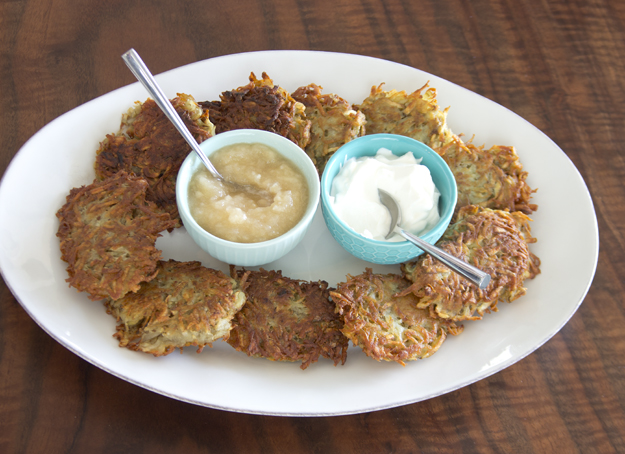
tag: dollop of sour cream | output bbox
[330,148,440,242]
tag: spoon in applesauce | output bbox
[122,49,273,206]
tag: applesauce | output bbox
[187,142,309,243]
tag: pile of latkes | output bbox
[55,72,540,369]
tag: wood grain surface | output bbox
[1,0,624,453]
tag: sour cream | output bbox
[330,148,440,242]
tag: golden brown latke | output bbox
[105,260,247,356]
[200,72,311,149]
[330,269,463,366]
[94,94,214,227]
[399,205,541,321]
[437,137,537,214]
[292,83,366,174]
[56,171,177,301]
[357,83,536,213]
[227,268,348,370]
[356,82,454,150]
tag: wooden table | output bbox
[1,1,623,452]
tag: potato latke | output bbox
[292,83,366,175]
[437,138,537,214]
[201,72,311,149]
[56,171,176,301]
[399,205,541,321]
[356,82,454,150]
[105,260,246,356]
[227,268,348,370]
[94,94,214,228]
[331,269,463,365]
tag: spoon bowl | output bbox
[321,133,457,265]
[176,129,320,266]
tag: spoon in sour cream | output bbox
[378,188,491,290]
[121,49,273,206]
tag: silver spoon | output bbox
[121,48,273,205]
[378,188,491,290]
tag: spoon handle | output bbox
[121,49,221,178]
[400,230,491,290]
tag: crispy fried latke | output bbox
[356,82,454,150]
[437,137,537,214]
[56,171,177,301]
[330,269,463,366]
[227,268,348,370]
[357,83,536,213]
[94,94,214,227]
[399,205,541,321]
[292,83,366,174]
[200,72,311,149]
[105,260,247,356]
